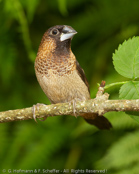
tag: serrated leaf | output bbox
[113,37,139,79]
[119,81,139,99]
[119,81,139,123]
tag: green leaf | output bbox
[119,81,139,99]
[119,81,139,123]
[113,37,139,79]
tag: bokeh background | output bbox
[0,0,139,173]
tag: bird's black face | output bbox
[48,25,77,42]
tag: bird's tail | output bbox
[83,113,112,130]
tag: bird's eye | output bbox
[51,29,59,35]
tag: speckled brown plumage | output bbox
[35,26,76,77]
[35,25,112,129]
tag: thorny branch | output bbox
[0,81,139,123]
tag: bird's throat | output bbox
[54,39,71,57]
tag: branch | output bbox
[0,81,139,123]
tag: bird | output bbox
[34,25,112,130]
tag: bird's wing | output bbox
[76,60,90,94]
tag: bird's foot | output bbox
[32,103,47,122]
[69,100,77,118]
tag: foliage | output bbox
[0,0,139,173]
[96,130,139,174]
[113,37,139,79]
[112,37,139,122]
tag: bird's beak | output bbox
[60,25,77,42]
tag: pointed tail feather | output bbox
[83,113,112,130]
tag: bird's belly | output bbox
[36,71,90,104]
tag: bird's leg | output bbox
[69,97,87,118]
[68,99,77,118]
[72,100,77,117]
[32,105,37,122]
[32,103,47,122]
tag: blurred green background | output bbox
[0,0,139,173]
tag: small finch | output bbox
[35,25,112,129]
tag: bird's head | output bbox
[47,25,77,42]
[37,25,77,62]
[38,25,77,56]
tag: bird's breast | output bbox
[35,70,90,104]
[35,51,76,76]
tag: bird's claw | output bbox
[69,100,77,118]
[32,105,37,123]
[32,103,47,122]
